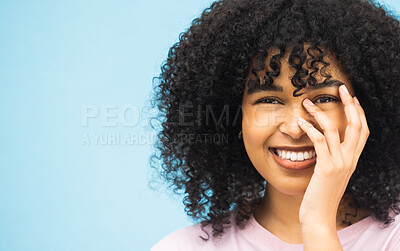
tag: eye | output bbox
[313,96,339,104]
[254,97,282,104]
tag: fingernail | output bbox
[303,99,314,106]
[341,85,349,95]
[354,97,360,105]
[298,117,306,125]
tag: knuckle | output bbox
[324,124,338,133]
[336,160,345,170]
[315,135,325,144]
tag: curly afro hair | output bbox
[151,0,400,240]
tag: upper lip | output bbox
[269,146,315,151]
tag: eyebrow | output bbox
[247,79,345,95]
[247,82,283,94]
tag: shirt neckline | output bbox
[242,213,374,249]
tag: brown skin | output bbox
[241,48,370,245]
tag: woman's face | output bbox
[241,49,355,196]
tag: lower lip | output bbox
[269,148,316,170]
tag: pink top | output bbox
[151,213,400,250]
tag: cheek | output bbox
[242,106,280,128]
[242,108,277,148]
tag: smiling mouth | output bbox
[269,147,317,170]
[270,147,316,161]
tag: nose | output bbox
[278,104,314,140]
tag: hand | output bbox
[297,84,370,231]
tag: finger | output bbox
[302,98,342,161]
[352,97,370,162]
[297,116,331,163]
[339,85,362,156]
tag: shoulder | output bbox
[150,221,239,251]
[150,224,202,251]
[384,212,400,248]
[344,211,400,250]
[372,211,400,249]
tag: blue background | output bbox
[0,0,399,250]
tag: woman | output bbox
[151,0,400,249]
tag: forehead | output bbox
[245,45,352,95]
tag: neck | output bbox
[252,185,362,244]
[253,185,304,243]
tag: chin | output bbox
[267,178,311,196]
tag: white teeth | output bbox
[298,152,304,161]
[290,152,297,161]
[275,149,316,162]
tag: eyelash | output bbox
[255,96,339,104]
[314,96,339,104]
[254,98,281,104]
